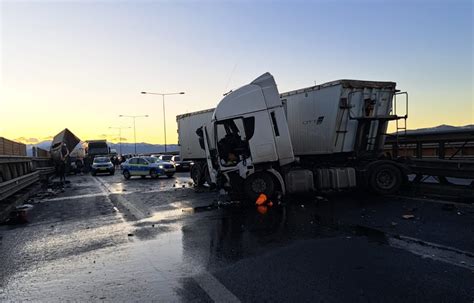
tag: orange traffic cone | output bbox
[255,193,267,206]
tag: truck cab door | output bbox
[202,125,217,184]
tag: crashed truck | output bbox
[50,128,81,164]
[177,73,409,200]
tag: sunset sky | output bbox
[1,0,472,145]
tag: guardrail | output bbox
[0,171,39,201]
[407,159,474,179]
[0,156,55,201]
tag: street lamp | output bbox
[109,126,131,155]
[118,115,149,154]
[141,91,185,153]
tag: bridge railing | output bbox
[0,156,54,201]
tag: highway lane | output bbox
[0,172,472,302]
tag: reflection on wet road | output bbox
[0,172,473,302]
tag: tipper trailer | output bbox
[179,73,409,200]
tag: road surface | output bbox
[0,172,473,302]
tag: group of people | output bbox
[110,155,127,168]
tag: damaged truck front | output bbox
[199,73,409,201]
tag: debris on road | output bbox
[6,204,34,224]
[402,214,415,220]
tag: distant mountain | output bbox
[403,124,474,135]
[26,141,179,156]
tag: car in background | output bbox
[171,155,193,172]
[91,156,115,176]
[158,154,173,162]
[121,156,176,180]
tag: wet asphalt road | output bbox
[0,172,473,302]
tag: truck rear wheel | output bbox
[244,172,275,202]
[369,164,402,195]
[191,164,204,186]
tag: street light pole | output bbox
[118,115,148,154]
[141,91,185,153]
[109,126,131,155]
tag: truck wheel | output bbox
[369,164,402,195]
[191,164,204,186]
[123,170,131,180]
[244,172,275,201]
[166,173,174,178]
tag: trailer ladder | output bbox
[393,92,409,157]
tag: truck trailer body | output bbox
[177,109,215,161]
[282,80,396,157]
[176,109,215,185]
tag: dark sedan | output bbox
[171,155,193,172]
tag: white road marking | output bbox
[195,271,241,303]
[92,177,146,220]
[388,235,474,270]
[36,192,108,202]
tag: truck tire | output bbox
[244,172,275,202]
[369,164,402,195]
[191,164,204,186]
[123,170,131,180]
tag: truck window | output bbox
[243,117,255,141]
[216,118,250,166]
[270,111,280,136]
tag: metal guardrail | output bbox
[0,156,55,201]
[0,171,39,201]
[407,159,474,179]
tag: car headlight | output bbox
[175,163,180,166]
[159,165,164,169]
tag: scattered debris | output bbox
[402,214,415,220]
[127,233,134,237]
[391,222,398,226]
[6,204,34,224]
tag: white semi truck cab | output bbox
[200,73,408,200]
